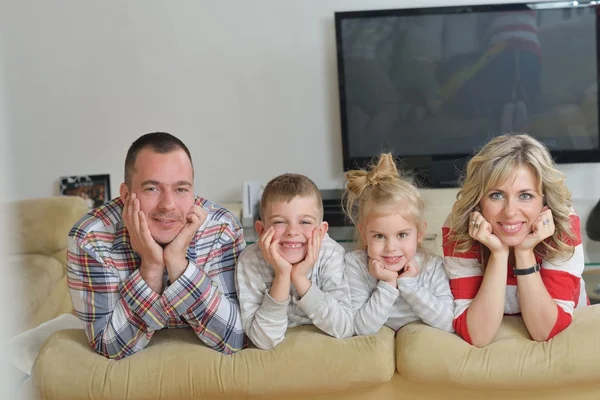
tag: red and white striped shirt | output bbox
[487,11,542,57]
[442,214,587,345]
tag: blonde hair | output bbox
[342,153,426,249]
[448,133,576,264]
[260,173,323,220]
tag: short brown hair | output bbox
[124,132,193,187]
[260,173,323,220]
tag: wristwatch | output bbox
[513,263,541,276]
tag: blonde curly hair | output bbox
[342,153,426,249]
[447,133,576,265]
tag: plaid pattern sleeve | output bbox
[162,206,248,354]
[67,197,247,359]
[67,231,164,360]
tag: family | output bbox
[66,131,588,359]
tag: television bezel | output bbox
[334,1,600,188]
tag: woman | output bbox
[443,134,588,347]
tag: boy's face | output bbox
[255,195,328,265]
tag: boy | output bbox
[235,173,353,350]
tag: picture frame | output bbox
[59,174,111,210]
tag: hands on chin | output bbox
[258,227,293,277]
[122,193,165,293]
[469,211,509,256]
[368,258,399,288]
[123,193,207,292]
[163,205,207,282]
[515,206,554,253]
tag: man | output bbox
[67,132,246,359]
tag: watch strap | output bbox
[513,263,541,276]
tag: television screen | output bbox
[335,2,600,186]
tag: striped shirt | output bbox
[235,235,353,350]
[487,11,542,56]
[67,197,247,359]
[442,214,587,345]
[345,250,455,336]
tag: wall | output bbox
[2,0,600,259]
[0,32,23,396]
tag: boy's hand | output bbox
[368,258,398,288]
[398,258,419,279]
[258,227,292,277]
[291,228,322,297]
[164,205,207,282]
[122,193,164,293]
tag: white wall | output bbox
[2,0,600,258]
[0,30,23,397]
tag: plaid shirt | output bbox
[67,196,247,359]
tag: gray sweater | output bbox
[345,249,454,335]
[235,235,353,350]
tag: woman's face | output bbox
[479,166,545,247]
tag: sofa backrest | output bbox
[7,196,89,260]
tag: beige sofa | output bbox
[7,196,89,333]
[9,196,600,400]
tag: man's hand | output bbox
[398,258,419,279]
[258,227,293,278]
[164,205,207,283]
[291,228,322,297]
[469,211,509,256]
[122,193,164,293]
[516,206,554,253]
[368,258,399,288]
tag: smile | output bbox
[498,222,524,233]
[382,255,403,263]
[280,242,304,249]
[154,219,179,226]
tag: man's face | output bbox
[255,195,328,265]
[120,148,195,245]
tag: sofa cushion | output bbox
[9,254,65,320]
[32,325,395,400]
[396,304,600,389]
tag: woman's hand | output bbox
[469,211,508,255]
[516,206,554,253]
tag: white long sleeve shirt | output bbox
[345,249,454,336]
[235,235,353,350]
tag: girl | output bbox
[343,153,454,335]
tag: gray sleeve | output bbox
[295,245,354,339]
[345,252,399,336]
[397,255,455,333]
[235,246,289,350]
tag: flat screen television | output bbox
[334,1,600,187]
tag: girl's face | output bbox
[359,203,424,272]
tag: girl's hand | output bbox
[368,258,399,288]
[398,258,419,279]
